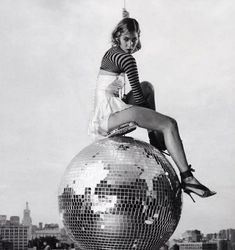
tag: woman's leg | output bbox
[108,105,215,197]
[108,105,189,172]
[118,81,215,198]
[123,81,166,150]
[124,81,156,109]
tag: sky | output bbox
[0,0,235,240]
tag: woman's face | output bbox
[119,30,139,54]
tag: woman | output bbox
[88,17,216,201]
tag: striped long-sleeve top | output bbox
[100,46,145,105]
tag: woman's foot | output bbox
[180,166,216,202]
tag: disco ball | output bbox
[58,136,182,250]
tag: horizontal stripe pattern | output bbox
[100,47,145,105]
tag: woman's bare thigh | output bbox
[108,106,171,133]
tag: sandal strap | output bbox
[180,165,195,180]
[183,183,209,192]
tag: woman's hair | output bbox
[111,18,141,51]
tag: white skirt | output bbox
[88,73,132,139]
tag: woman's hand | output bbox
[112,78,123,88]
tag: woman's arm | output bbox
[118,53,148,106]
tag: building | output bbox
[0,225,29,250]
[0,239,13,250]
[22,202,32,227]
[178,242,217,250]
[219,229,235,244]
[216,239,231,250]
[0,216,7,227]
[182,230,203,242]
[9,217,20,226]
[205,233,219,242]
[32,224,61,240]
[38,223,43,230]
[21,202,32,239]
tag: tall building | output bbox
[21,202,32,227]
[21,202,32,239]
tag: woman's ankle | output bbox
[180,165,194,180]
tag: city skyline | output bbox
[1,204,235,240]
[0,202,235,246]
[0,0,235,240]
[1,192,234,239]
[2,208,234,250]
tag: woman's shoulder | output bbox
[102,46,135,65]
[113,47,135,60]
[108,46,131,55]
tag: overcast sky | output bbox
[0,0,234,239]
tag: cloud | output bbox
[0,184,8,190]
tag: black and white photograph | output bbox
[0,0,234,249]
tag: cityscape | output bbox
[0,202,234,250]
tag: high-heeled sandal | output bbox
[180,165,216,202]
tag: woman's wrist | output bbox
[138,101,150,108]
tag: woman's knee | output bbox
[140,81,155,96]
[164,117,178,132]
